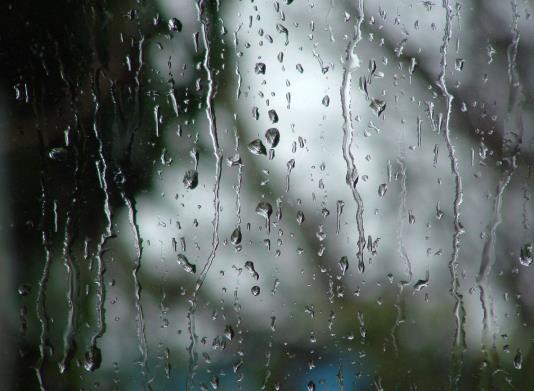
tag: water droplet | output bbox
[18,284,31,296]
[48,147,69,162]
[514,349,523,369]
[322,95,330,107]
[183,169,198,189]
[378,183,387,197]
[248,139,267,156]
[268,109,279,123]
[168,18,182,32]
[244,261,259,280]
[370,98,386,116]
[251,286,261,296]
[231,227,242,245]
[455,58,464,71]
[177,254,196,274]
[224,325,235,341]
[519,243,533,266]
[339,256,349,275]
[265,128,280,148]
[296,210,305,225]
[256,202,273,219]
[226,154,242,167]
[84,346,102,372]
[255,62,266,75]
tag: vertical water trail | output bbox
[86,71,113,370]
[233,26,242,100]
[187,1,223,389]
[59,212,80,374]
[477,1,523,383]
[54,46,83,374]
[234,128,243,227]
[390,132,412,357]
[437,0,466,385]
[35,230,52,391]
[32,88,52,391]
[121,192,151,387]
[397,141,413,283]
[340,0,366,273]
[33,93,52,390]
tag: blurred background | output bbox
[1,0,534,389]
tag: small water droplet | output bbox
[168,18,182,32]
[84,346,102,372]
[370,98,386,116]
[255,62,266,75]
[177,254,196,274]
[226,154,242,167]
[18,284,31,296]
[296,210,305,225]
[244,261,259,280]
[378,183,387,197]
[514,349,523,369]
[224,325,235,341]
[48,147,69,162]
[231,227,242,245]
[519,243,533,266]
[183,169,198,189]
[339,256,349,275]
[248,139,267,155]
[256,202,273,219]
[251,286,261,296]
[268,109,279,123]
[265,128,280,148]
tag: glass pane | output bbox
[1,0,533,389]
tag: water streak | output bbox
[340,0,366,272]
[186,2,223,389]
[437,0,466,385]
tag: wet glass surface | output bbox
[1,0,534,389]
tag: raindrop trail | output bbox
[390,135,412,357]
[55,47,83,375]
[234,128,243,226]
[121,192,150,385]
[33,98,52,390]
[340,0,365,272]
[437,0,465,384]
[88,73,113,363]
[60,211,80,374]
[187,2,223,389]
[233,25,243,100]
[476,166,513,350]
[397,137,413,283]
[477,1,523,382]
